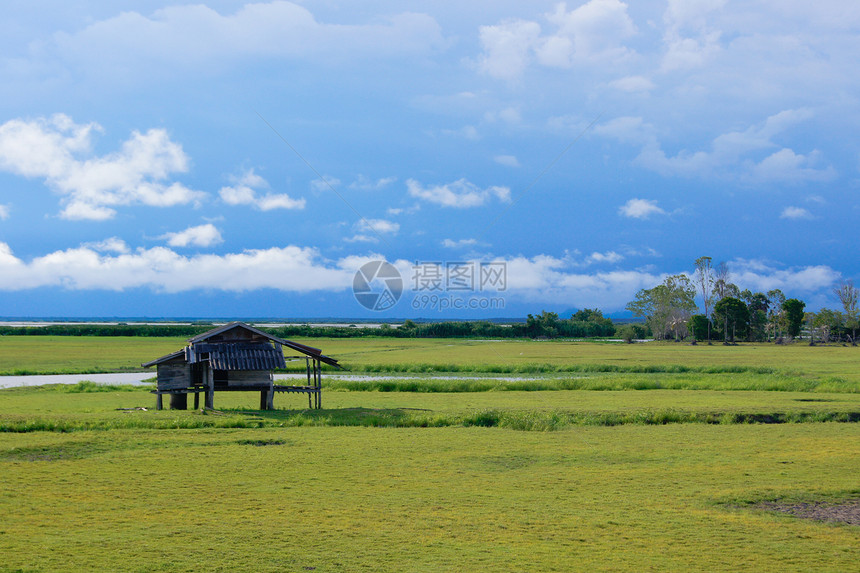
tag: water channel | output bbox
[0,372,542,390]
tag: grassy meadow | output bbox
[1,334,859,381]
[0,336,858,571]
[1,423,858,571]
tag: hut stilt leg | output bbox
[170,393,188,410]
[156,393,163,411]
[205,366,214,409]
[314,359,321,409]
[193,391,200,410]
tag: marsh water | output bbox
[0,372,541,390]
[0,372,155,389]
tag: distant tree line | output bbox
[626,256,860,345]
[0,310,623,340]
[5,267,857,345]
[269,309,619,340]
[0,324,212,337]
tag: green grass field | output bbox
[1,423,857,571]
[0,336,184,375]
[1,335,859,381]
[0,337,858,571]
[1,384,859,432]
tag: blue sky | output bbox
[0,1,857,318]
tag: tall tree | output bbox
[626,274,697,340]
[766,289,786,340]
[713,297,749,342]
[833,279,859,344]
[782,298,806,339]
[688,314,712,341]
[712,261,732,300]
[812,308,842,344]
[694,256,714,341]
[740,290,769,341]
[526,311,560,338]
[571,308,605,323]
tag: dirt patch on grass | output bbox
[755,499,860,525]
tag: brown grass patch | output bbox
[755,499,860,525]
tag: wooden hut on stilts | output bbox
[142,321,340,411]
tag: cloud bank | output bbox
[407,178,511,208]
[0,114,205,220]
[219,169,305,211]
[0,241,838,311]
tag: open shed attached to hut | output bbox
[142,321,340,410]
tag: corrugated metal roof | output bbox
[188,321,303,347]
[141,349,186,368]
[187,321,340,368]
[143,321,342,370]
[205,343,287,371]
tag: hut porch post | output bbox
[306,357,312,409]
[169,392,188,410]
[315,358,322,409]
[205,364,215,409]
[260,378,275,410]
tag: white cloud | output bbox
[478,19,542,80]
[219,169,305,211]
[343,234,377,244]
[661,0,726,72]
[346,218,399,243]
[442,125,480,140]
[600,109,838,184]
[53,3,446,72]
[311,176,341,192]
[623,246,661,258]
[85,237,130,254]
[407,178,511,208]
[0,242,841,311]
[257,194,307,210]
[357,218,399,235]
[730,258,839,293]
[484,107,522,124]
[160,224,223,248]
[495,255,839,309]
[618,198,666,219]
[442,238,478,248]
[540,0,637,64]
[0,114,205,220]
[0,242,353,293]
[387,254,663,310]
[386,204,421,216]
[586,251,624,264]
[494,155,521,167]
[751,149,836,183]
[594,116,654,145]
[349,175,397,191]
[0,204,9,220]
[780,206,813,220]
[608,75,654,93]
[491,254,662,309]
[478,0,637,80]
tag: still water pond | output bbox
[0,372,541,390]
[0,372,155,389]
